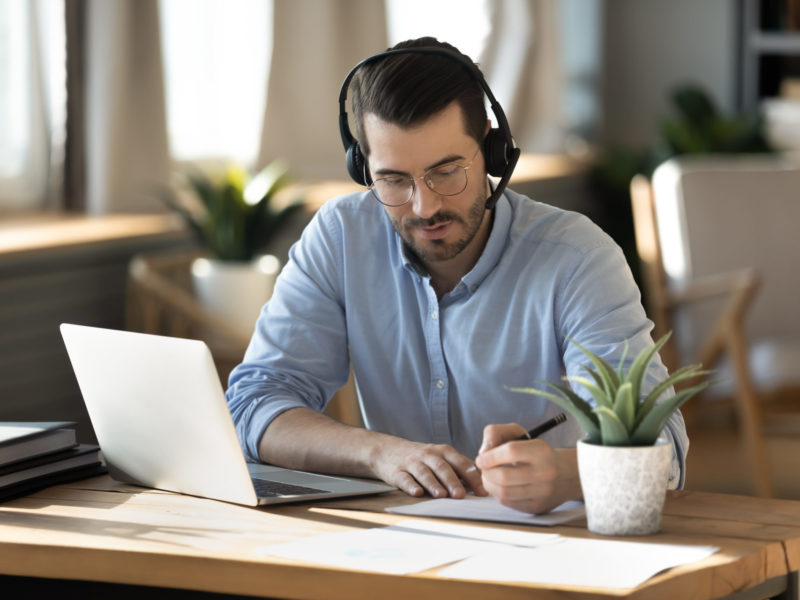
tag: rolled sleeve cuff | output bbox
[662,422,688,490]
[237,397,312,463]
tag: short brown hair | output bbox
[350,37,488,156]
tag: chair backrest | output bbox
[649,154,800,361]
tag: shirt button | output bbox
[436,379,445,389]
[431,310,438,319]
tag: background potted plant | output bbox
[508,333,712,535]
[162,160,304,339]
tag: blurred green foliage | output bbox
[161,161,304,262]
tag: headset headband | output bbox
[338,46,520,210]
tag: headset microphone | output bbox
[338,47,520,210]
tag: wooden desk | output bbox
[0,476,798,600]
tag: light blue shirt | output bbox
[226,188,689,488]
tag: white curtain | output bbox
[70,0,575,213]
[479,0,565,153]
[83,0,170,214]
[257,0,388,181]
[0,0,63,211]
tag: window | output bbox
[0,0,66,211]
[158,0,272,167]
[386,0,490,61]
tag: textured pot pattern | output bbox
[577,438,672,536]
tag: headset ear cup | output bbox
[483,128,508,178]
[346,142,370,186]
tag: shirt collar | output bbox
[460,192,511,294]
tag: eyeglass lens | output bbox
[370,163,469,207]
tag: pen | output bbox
[467,412,567,473]
[519,412,567,440]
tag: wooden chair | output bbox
[630,155,800,497]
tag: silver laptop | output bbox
[60,323,394,506]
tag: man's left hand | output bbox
[474,423,582,514]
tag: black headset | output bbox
[338,46,520,210]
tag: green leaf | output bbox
[631,380,714,444]
[625,332,671,403]
[569,339,620,398]
[583,368,612,402]
[245,160,289,206]
[594,406,631,446]
[161,161,296,262]
[671,86,718,128]
[613,381,636,432]
[505,384,601,443]
[635,363,710,428]
[565,375,612,410]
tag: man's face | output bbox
[363,101,490,265]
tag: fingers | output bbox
[380,442,483,499]
[478,423,528,454]
[478,444,579,515]
[478,440,557,482]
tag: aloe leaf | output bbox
[613,381,636,432]
[569,339,620,398]
[505,385,601,443]
[583,368,612,401]
[594,406,631,446]
[635,364,710,428]
[565,375,612,410]
[625,333,671,404]
[542,381,600,425]
[631,380,714,444]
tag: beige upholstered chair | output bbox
[630,154,800,497]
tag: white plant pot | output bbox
[577,438,672,536]
[191,255,281,340]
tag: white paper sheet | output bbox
[386,495,585,526]
[256,519,558,575]
[439,537,719,589]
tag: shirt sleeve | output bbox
[553,234,690,489]
[225,207,351,462]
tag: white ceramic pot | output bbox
[577,438,672,536]
[191,255,281,340]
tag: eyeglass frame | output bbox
[367,147,482,207]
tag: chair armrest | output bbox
[662,268,761,368]
[664,268,761,306]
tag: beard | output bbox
[389,187,487,264]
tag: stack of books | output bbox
[0,421,106,501]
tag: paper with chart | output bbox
[258,516,717,587]
[439,537,719,588]
[256,518,559,575]
[386,494,585,526]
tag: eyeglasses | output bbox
[368,147,481,207]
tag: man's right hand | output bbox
[369,438,487,499]
[258,407,486,499]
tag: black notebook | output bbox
[0,421,78,467]
[0,444,102,488]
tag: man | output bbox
[226,37,688,515]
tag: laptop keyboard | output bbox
[252,478,331,498]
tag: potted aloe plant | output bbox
[508,333,711,535]
[162,160,303,338]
